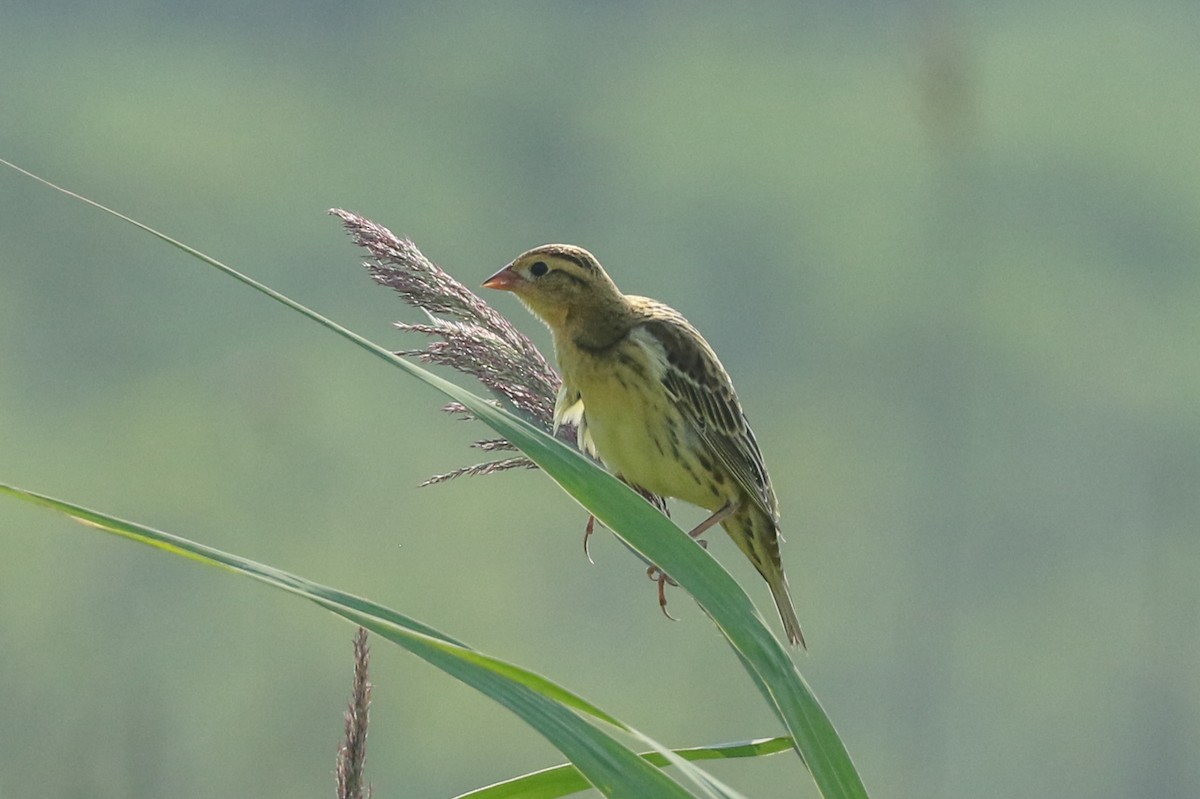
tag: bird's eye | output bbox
[529,261,549,277]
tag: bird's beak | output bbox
[482,265,523,292]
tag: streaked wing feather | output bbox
[642,314,779,522]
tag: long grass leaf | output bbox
[0,160,869,799]
[0,482,749,799]
[456,737,793,799]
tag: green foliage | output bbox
[0,167,867,797]
[455,738,795,799]
[3,4,1199,797]
[0,483,728,798]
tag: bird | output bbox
[482,244,806,647]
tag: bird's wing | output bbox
[639,310,779,523]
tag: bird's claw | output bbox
[583,514,596,564]
[647,565,679,621]
[645,531,709,621]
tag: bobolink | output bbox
[483,244,805,647]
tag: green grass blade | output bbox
[0,482,747,799]
[0,161,869,799]
[455,737,793,799]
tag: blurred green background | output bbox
[2,2,1198,797]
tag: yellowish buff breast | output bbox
[559,329,728,512]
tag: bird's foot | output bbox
[583,514,597,563]
[646,537,707,621]
[647,565,679,620]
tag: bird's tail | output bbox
[723,508,807,649]
[765,569,806,650]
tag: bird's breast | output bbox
[559,330,726,511]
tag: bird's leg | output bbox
[646,504,731,620]
[648,566,680,620]
[583,514,597,563]
[684,500,738,545]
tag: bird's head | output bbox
[483,244,626,336]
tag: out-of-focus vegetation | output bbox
[1,3,1197,798]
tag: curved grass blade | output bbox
[456,737,793,799]
[0,482,748,799]
[0,160,869,799]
